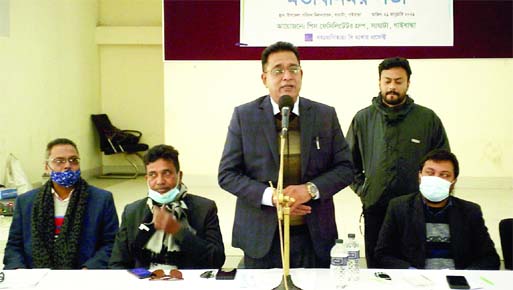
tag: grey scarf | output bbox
[144,183,196,254]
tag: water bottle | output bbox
[346,233,360,282]
[330,239,348,289]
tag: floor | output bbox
[1,176,511,269]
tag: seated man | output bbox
[3,138,119,269]
[375,149,500,270]
[109,144,225,269]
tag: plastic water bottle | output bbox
[330,239,348,289]
[346,233,360,282]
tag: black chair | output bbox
[91,114,149,179]
[499,218,513,270]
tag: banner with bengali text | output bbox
[240,0,453,47]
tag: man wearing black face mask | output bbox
[374,150,500,270]
[3,138,119,269]
[346,57,450,268]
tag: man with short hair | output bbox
[109,144,225,269]
[375,149,500,269]
[218,41,354,268]
[346,57,450,268]
[4,138,119,269]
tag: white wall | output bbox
[0,0,166,184]
[0,0,100,184]
[98,45,164,169]
[97,0,164,171]
[164,59,513,184]
[98,0,161,27]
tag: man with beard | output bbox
[346,57,450,268]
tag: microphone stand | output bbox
[272,125,302,290]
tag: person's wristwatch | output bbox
[306,182,319,199]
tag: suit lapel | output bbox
[300,98,314,179]
[413,194,427,261]
[448,199,464,265]
[133,205,156,249]
[260,96,279,167]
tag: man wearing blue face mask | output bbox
[374,149,500,270]
[3,138,119,269]
[109,144,225,270]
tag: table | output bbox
[1,268,511,290]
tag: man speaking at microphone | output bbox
[218,41,354,268]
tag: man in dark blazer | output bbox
[375,149,500,270]
[109,144,225,270]
[218,41,354,268]
[4,138,119,269]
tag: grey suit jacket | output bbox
[218,95,354,261]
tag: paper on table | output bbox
[0,269,50,289]
[402,272,434,287]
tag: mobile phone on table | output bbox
[129,268,152,279]
[215,268,237,280]
[375,272,391,280]
[446,275,470,289]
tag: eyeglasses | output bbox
[47,157,81,166]
[150,269,183,281]
[0,271,4,283]
[265,65,301,76]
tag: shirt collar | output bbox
[269,95,300,116]
[52,187,74,201]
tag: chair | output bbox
[91,114,149,179]
[499,218,513,270]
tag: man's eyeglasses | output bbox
[150,269,183,281]
[47,157,81,166]
[265,66,301,76]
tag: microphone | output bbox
[278,95,294,132]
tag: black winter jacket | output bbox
[346,96,450,211]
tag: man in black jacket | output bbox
[109,144,225,270]
[346,57,450,268]
[375,150,499,270]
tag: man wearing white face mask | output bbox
[109,144,225,270]
[374,149,500,270]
